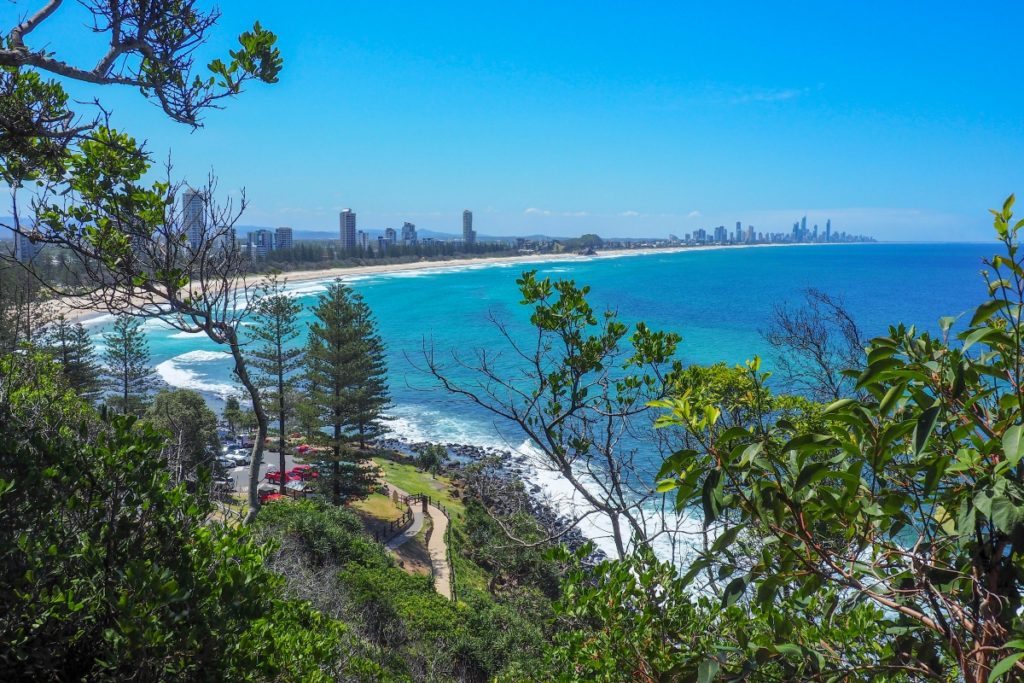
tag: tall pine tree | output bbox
[43,316,102,402]
[102,315,155,415]
[304,281,389,504]
[249,275,303,494]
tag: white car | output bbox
[227,449,251,466]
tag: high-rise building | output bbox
[800,216,807,239]
[275,227,293,250]
[384,227,397,243]
[714,225,727,242]
[357,230,369,250]
[248,229,274,259]
[215,227,237,253]
[825,219,832,242]
[745,225,755,243]
[339,209,357,249]
[182,188,205,250]
[13,233,40,262]
[401,221,417,245]
[462,210,476,245]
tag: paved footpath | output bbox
[384,484,453,600]
[385,487,425,551]
[424,503,452,600]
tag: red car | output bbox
[289,464,319,481]
[258,489,284,504]
[265,469,301,484]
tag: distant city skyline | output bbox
[22,2,1024,242]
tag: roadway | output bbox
[226,450,299,494]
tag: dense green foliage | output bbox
[253,500,551,681]
[649,198,1024,681]
[0,354,374,681]
[145,388,221,487]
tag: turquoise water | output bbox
[85,242,994,554]
[88,242,993,446]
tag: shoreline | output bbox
[68,241,836,325]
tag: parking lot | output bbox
[225,450,299,494]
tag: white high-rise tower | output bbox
[339,209,357,249]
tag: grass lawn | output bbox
[352,492,405,522]
[373,457,466,519]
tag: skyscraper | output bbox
[339,209,356,249]
[826,219,832,242]
[401,221,418,245]
[248,229,274,259]
[182,188,205,250]
[13,233,39,262]
[275,227,293,250]
[462,210,476,245]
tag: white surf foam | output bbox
[154,350,237,399]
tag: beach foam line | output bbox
[154,351,237,399]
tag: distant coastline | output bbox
[67,241,852,325]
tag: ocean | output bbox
[85,242,994,556]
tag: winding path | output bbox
[385,492,425,551]
[384,484,453,600]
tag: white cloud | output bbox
[619,210,641,217]
[524,208,590,217]
[687,210,702,219]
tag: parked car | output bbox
[265,468,301,485]
[212,475,235,493]
[258,488,283,504]
[215,456,234,470]
[289,464,319,481]
[226,448,250,466]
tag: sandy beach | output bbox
[58,242,803,325]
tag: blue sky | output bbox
[10,1,1024,240]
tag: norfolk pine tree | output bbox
[43,315,101,402]
[304,282,389,504]
[102,314,155,415]
[250,275,303,494]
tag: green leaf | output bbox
[988,650,1024,682]
[822,398,857,414]
[878,382,906,416]
[756,576,780,604]
[711,525,743,553]
[701,469,723,526]
[970,299,1004,327]
[990,494,1024,535]
[697,658,720,683]
[914,404,941,455]
[655,478,677,493]
[722,575,747,607]
[794,462,830,493]
[1004,425,1024,469]
[962,326,999,353]
[856,358,903,390]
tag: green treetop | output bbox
[250,274,304,493]
[102,314,155,415]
